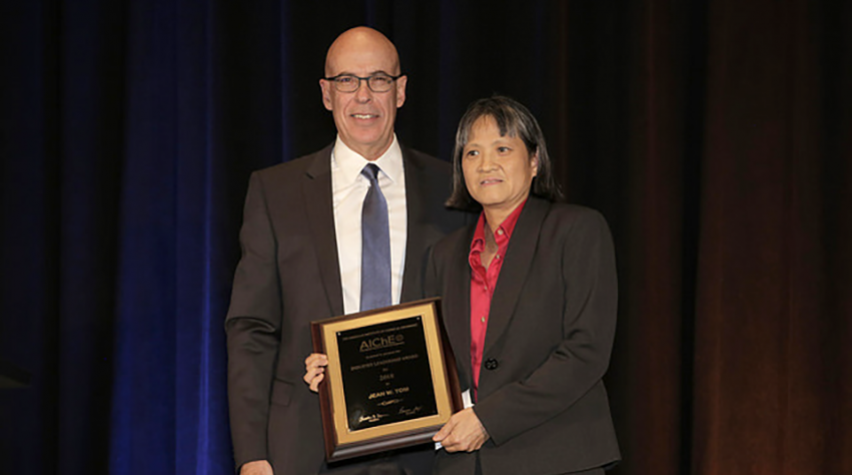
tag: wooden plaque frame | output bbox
[310,297,462,462]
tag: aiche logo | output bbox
[359,334,405,352]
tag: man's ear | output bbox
[395,75,408,108]
[320,79,333,111]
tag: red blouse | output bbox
[467,201,526,398]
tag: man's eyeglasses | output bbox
[324,73,402,93]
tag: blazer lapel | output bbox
[303,145,344,317]
[443,226,475,391]
[483,197,549,356]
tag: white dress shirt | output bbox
[331,135,407,315]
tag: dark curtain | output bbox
[1,1,849,475]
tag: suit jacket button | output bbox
[484,358,498,370]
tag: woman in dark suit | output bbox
[426,96,620,475]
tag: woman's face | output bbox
[462,115,538,215]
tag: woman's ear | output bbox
[531,151,539,177]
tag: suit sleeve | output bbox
[473,209,618,445]
[225,172,283,469]
[422,245,440,299]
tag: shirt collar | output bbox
[495,199,526,240]
[331,134,404,185]
[470,199,528,252]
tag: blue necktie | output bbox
[360,163,392,311]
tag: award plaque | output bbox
[311,297,462,462]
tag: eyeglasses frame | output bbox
[323,73,404,93]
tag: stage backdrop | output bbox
[1,1,849,475]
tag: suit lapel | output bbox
[400,147,426,302]
[400,149,472,387]
[483,197,549,356]
[303,146,344,317]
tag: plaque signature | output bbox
[358,413,390,424]
[398,405,424,416]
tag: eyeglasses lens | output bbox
[333,75,394,93]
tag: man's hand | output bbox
[303,353,328,392]
[240,460,273,475]
[432,407,489,452]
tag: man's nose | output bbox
[354,80,373,101]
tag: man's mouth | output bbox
[352,113,378,120]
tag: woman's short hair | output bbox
[445,95,563,211]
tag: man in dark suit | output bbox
[225,27,466,475]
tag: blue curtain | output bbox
[0,2,558,473]
[0,0,282,472]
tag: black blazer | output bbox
[425,197,621,475]
[225,144,467,475]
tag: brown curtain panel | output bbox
[550,1,851,474]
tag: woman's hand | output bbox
[432,407,490,452]
[240,460,273,475]
[303,353,328,392]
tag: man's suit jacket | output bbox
[424,197,621,475]
[226,144,467,475]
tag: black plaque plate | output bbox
[336,316,438,431]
